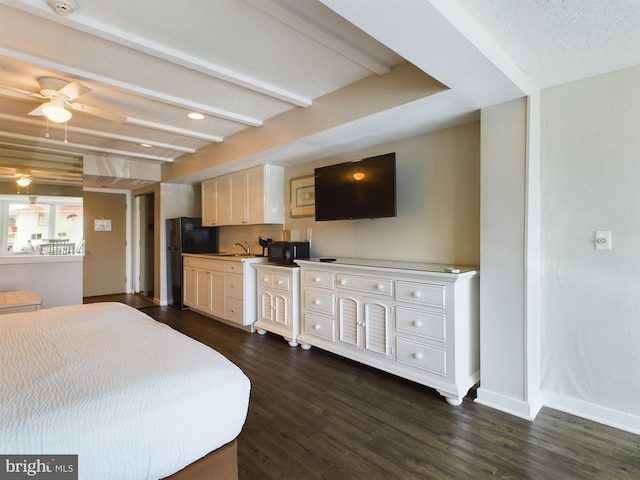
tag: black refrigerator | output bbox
[166,217,218,309]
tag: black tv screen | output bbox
[314,152,396,221]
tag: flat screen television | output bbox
[314,152,396,221]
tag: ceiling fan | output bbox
[1,77,126,123]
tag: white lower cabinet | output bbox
[254,264,300,347]
[183,254,264,328]
[297,259,480,406]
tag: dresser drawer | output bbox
[226,297,244,324]
[225,273,244,300]
[272,273,290,291]
[395,281,445,309]
[395,307,446,343]
[395,337,446,376]
[257,272,273,288]
[303,269,335,290]
[303,289,334,315]
[336,274,392,296]
[303,312,335,341]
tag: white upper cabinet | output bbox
[202,165,284,226]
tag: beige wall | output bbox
[282,122,480,265]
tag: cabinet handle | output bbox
[412,320,422,328]
[375,284,384,290]
[313,299,321,305]
[339,279,347,285]
[277,280,283,285]
[263,277,269,283]
[413,352,423,360]
[314,277,321,283]
[412,291,422,298]
[314,324,321,330]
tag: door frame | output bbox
[83,187,133,294]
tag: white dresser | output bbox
[253,263,301,347]
[296,258,479,406]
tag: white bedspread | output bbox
[0,302,250,479]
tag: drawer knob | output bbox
[412,320,422,328]
[263,277,269,283]
[413,352,423,360]
[314,324,321,330]
[339,279,347,285]
[412,291,422,298]
[314,277,321,282]
[277,280,283,285]
[376,284,384,290]
[313,299,321,305]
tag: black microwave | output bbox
[267,241,310,265]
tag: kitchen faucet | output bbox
[232,241,250,255]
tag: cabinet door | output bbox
[209,270,225,318]
[245,166,265,225]
[273,293,289,326]
[259,289,274,324]
[216,176,231,226]
[195,269,212,312]
[362,297,392,356]
[337,294,360,347]
[183,267,197,306]
[229,171,248,225]
[201,178,216,226]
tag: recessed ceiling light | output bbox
[187,112,204,120]
[139,143,152,148]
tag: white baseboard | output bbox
[476,388,640,435]
[542,391,640,436]
[475,387,543,421]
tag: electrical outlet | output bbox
[595,231,611,250]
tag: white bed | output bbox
[0,302,250,480]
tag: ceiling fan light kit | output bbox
[48,0,79,16]
[17,176,32,187]
[42,100,72,123]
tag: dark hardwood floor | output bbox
[85,294,640,479]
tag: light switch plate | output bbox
[595,230,611,250]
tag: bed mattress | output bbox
[0,302,250,479]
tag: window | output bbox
[1,196,83,255]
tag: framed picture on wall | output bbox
[290,175,315,217]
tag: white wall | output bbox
[540,65,640,432]
[476,97,540,418]
[283,122,481,266]
[0,257,82,307]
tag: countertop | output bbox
[183,253,267,263]
[297,257,479,275]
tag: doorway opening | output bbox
[134,192,154,299]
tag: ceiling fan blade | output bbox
[0,84,46,99]
[69,102,126,123]
[58,81,91,100]
[28,103,46,116]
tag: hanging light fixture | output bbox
[42,98,72,123]
[16,175,32,187]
